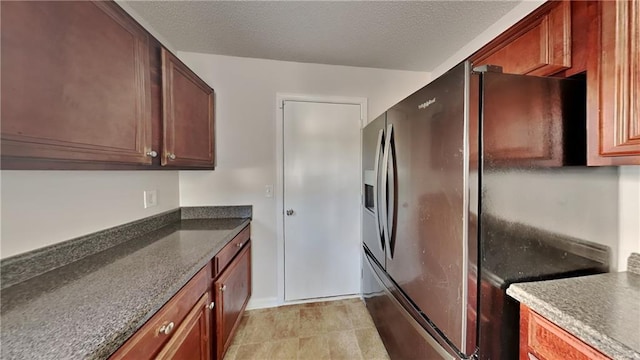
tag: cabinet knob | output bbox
[146,150,158,158]
[208,301,215,310]
[236,242,243,248]
[158,321,175,335]
[167,153,176,160]
[220,284,227,292]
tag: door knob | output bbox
[286,209,294,216]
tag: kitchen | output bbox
[1,1,639,359]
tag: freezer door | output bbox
[384,62,471,353]
[362,113,387,266]
[362,248,456,360]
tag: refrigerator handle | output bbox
[373,128,385,253]
[381,124,394,260]
[388,128,396,259]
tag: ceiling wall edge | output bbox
[115,0,178,52]
[178,50,432,78]
[430,0,546,80]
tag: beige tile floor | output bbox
[224,298,390,360]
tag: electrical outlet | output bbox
[144,190,158,209]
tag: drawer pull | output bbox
[236,242,243,248]
[167,153,176,160]
[220,284,227,292]
[158,321,175,335]
[208,301,215,310]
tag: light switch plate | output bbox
[265,185,274,198]
[144,190,158,208]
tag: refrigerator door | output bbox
[384,62,471,354]
[362,113,387,265]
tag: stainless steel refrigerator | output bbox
[361,61,607,359]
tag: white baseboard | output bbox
[246,293,363,311]
[245,297,279,310]
[282,293,362,306]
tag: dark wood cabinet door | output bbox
[161,48,215,168]
[587,0,640,165]
[1,1,152,167]
[214,242,252,360]
[519,305,611,360]
[156,293,212,360]
[471,1,571,76]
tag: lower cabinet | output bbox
[156,293,211,360]
[110,226,251,360]
[519,305,611,360]
[214,243,252,360]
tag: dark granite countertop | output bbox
[0,217,250,360]
[475,214,609,288]
[507,255,640,360]
[481,234,606,288]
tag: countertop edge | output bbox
[94,218,251,359]
[507,284,640,360]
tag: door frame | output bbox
[275,93,367,305]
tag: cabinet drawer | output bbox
[521,306,610,360]
[110,263,210,360]
[214,226,250,277]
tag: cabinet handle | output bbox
[236,242,243,248]
[167,153,176,160]
[158,321,175,335]
[220,284,227,292]
[146,150,158,158]
[208,301,215,310]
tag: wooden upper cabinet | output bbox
[161,49,215,168]
[471,1,571,76]
[587,0,640,165]
[0,1,152,167]
[214,243,252,360]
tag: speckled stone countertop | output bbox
[0,217,250,360]
[507,253,640,360]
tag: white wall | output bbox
[483,168,620,269]
[177,52,430,306]
[619,166,640,271]
[0,171,179,259]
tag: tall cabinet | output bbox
[587,0,640,165]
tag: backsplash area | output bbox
[483,167,620,269]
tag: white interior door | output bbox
[283,100,362,301]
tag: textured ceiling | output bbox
[125,1,521,72]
